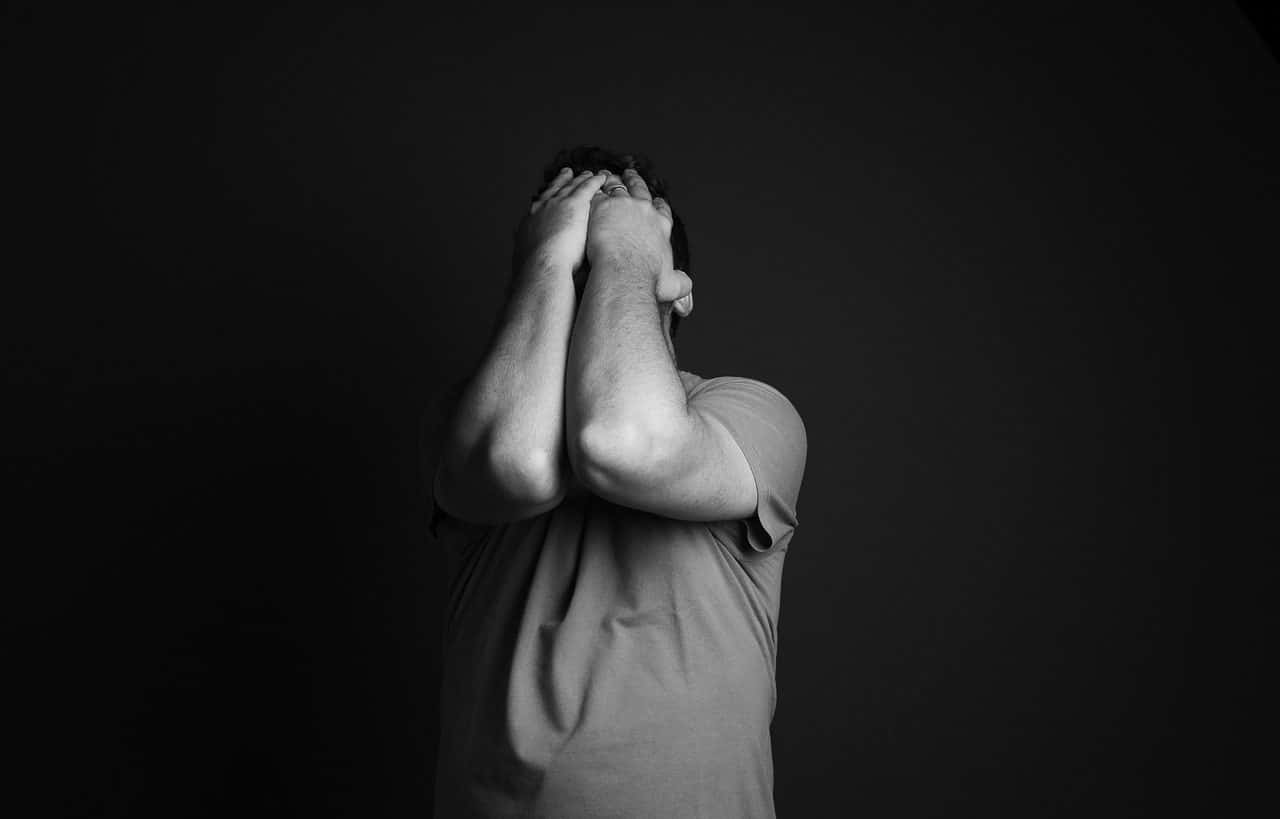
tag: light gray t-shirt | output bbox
[428,370,807,818]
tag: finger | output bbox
[535,167,575,204]
[623,168,651,201]
[590,170,613,198]
[651,196,674,238]
[529,167,574,212]
[596,172,628,197]
[557,169,596,198]
[587,169,607,197]
[568,170,610,200]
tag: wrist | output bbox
[514,251,576,284]
[586,245,663,284]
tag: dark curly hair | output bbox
[538,145,691,342]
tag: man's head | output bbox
[538,145,691,343]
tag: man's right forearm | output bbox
[440,259,576,496]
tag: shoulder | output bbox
[687,373,804,420]
[684,373,808,475]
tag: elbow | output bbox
[570,420,653,493]
[489,445,564,505]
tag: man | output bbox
[425,146,807,818]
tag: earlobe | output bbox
[675,292,694,317]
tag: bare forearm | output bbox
[565,255,687,464]
[444,261,575,481]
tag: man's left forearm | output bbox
[565,255,688,475]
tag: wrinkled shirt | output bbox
[429,371,807,819]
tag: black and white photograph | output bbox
[8,2,1274,816]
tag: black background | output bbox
[8,2,1275,816]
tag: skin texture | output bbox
[588,170,693,316]
[523,167,691,499]
[517,167,606,274]
[564,168,758,522]
[432,169,609,523]
[434,162,756,524]
[566,170,697,469]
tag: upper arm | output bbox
[576,377,807,553]
[422,379,567,531]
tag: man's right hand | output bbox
[513,168,609,275]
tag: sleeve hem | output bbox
[689,376,804,557]
[712,405,798,555]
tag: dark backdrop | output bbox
[9,2,1274,817]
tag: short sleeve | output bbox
[690,376,808,555]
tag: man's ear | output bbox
[674,291,693,317]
